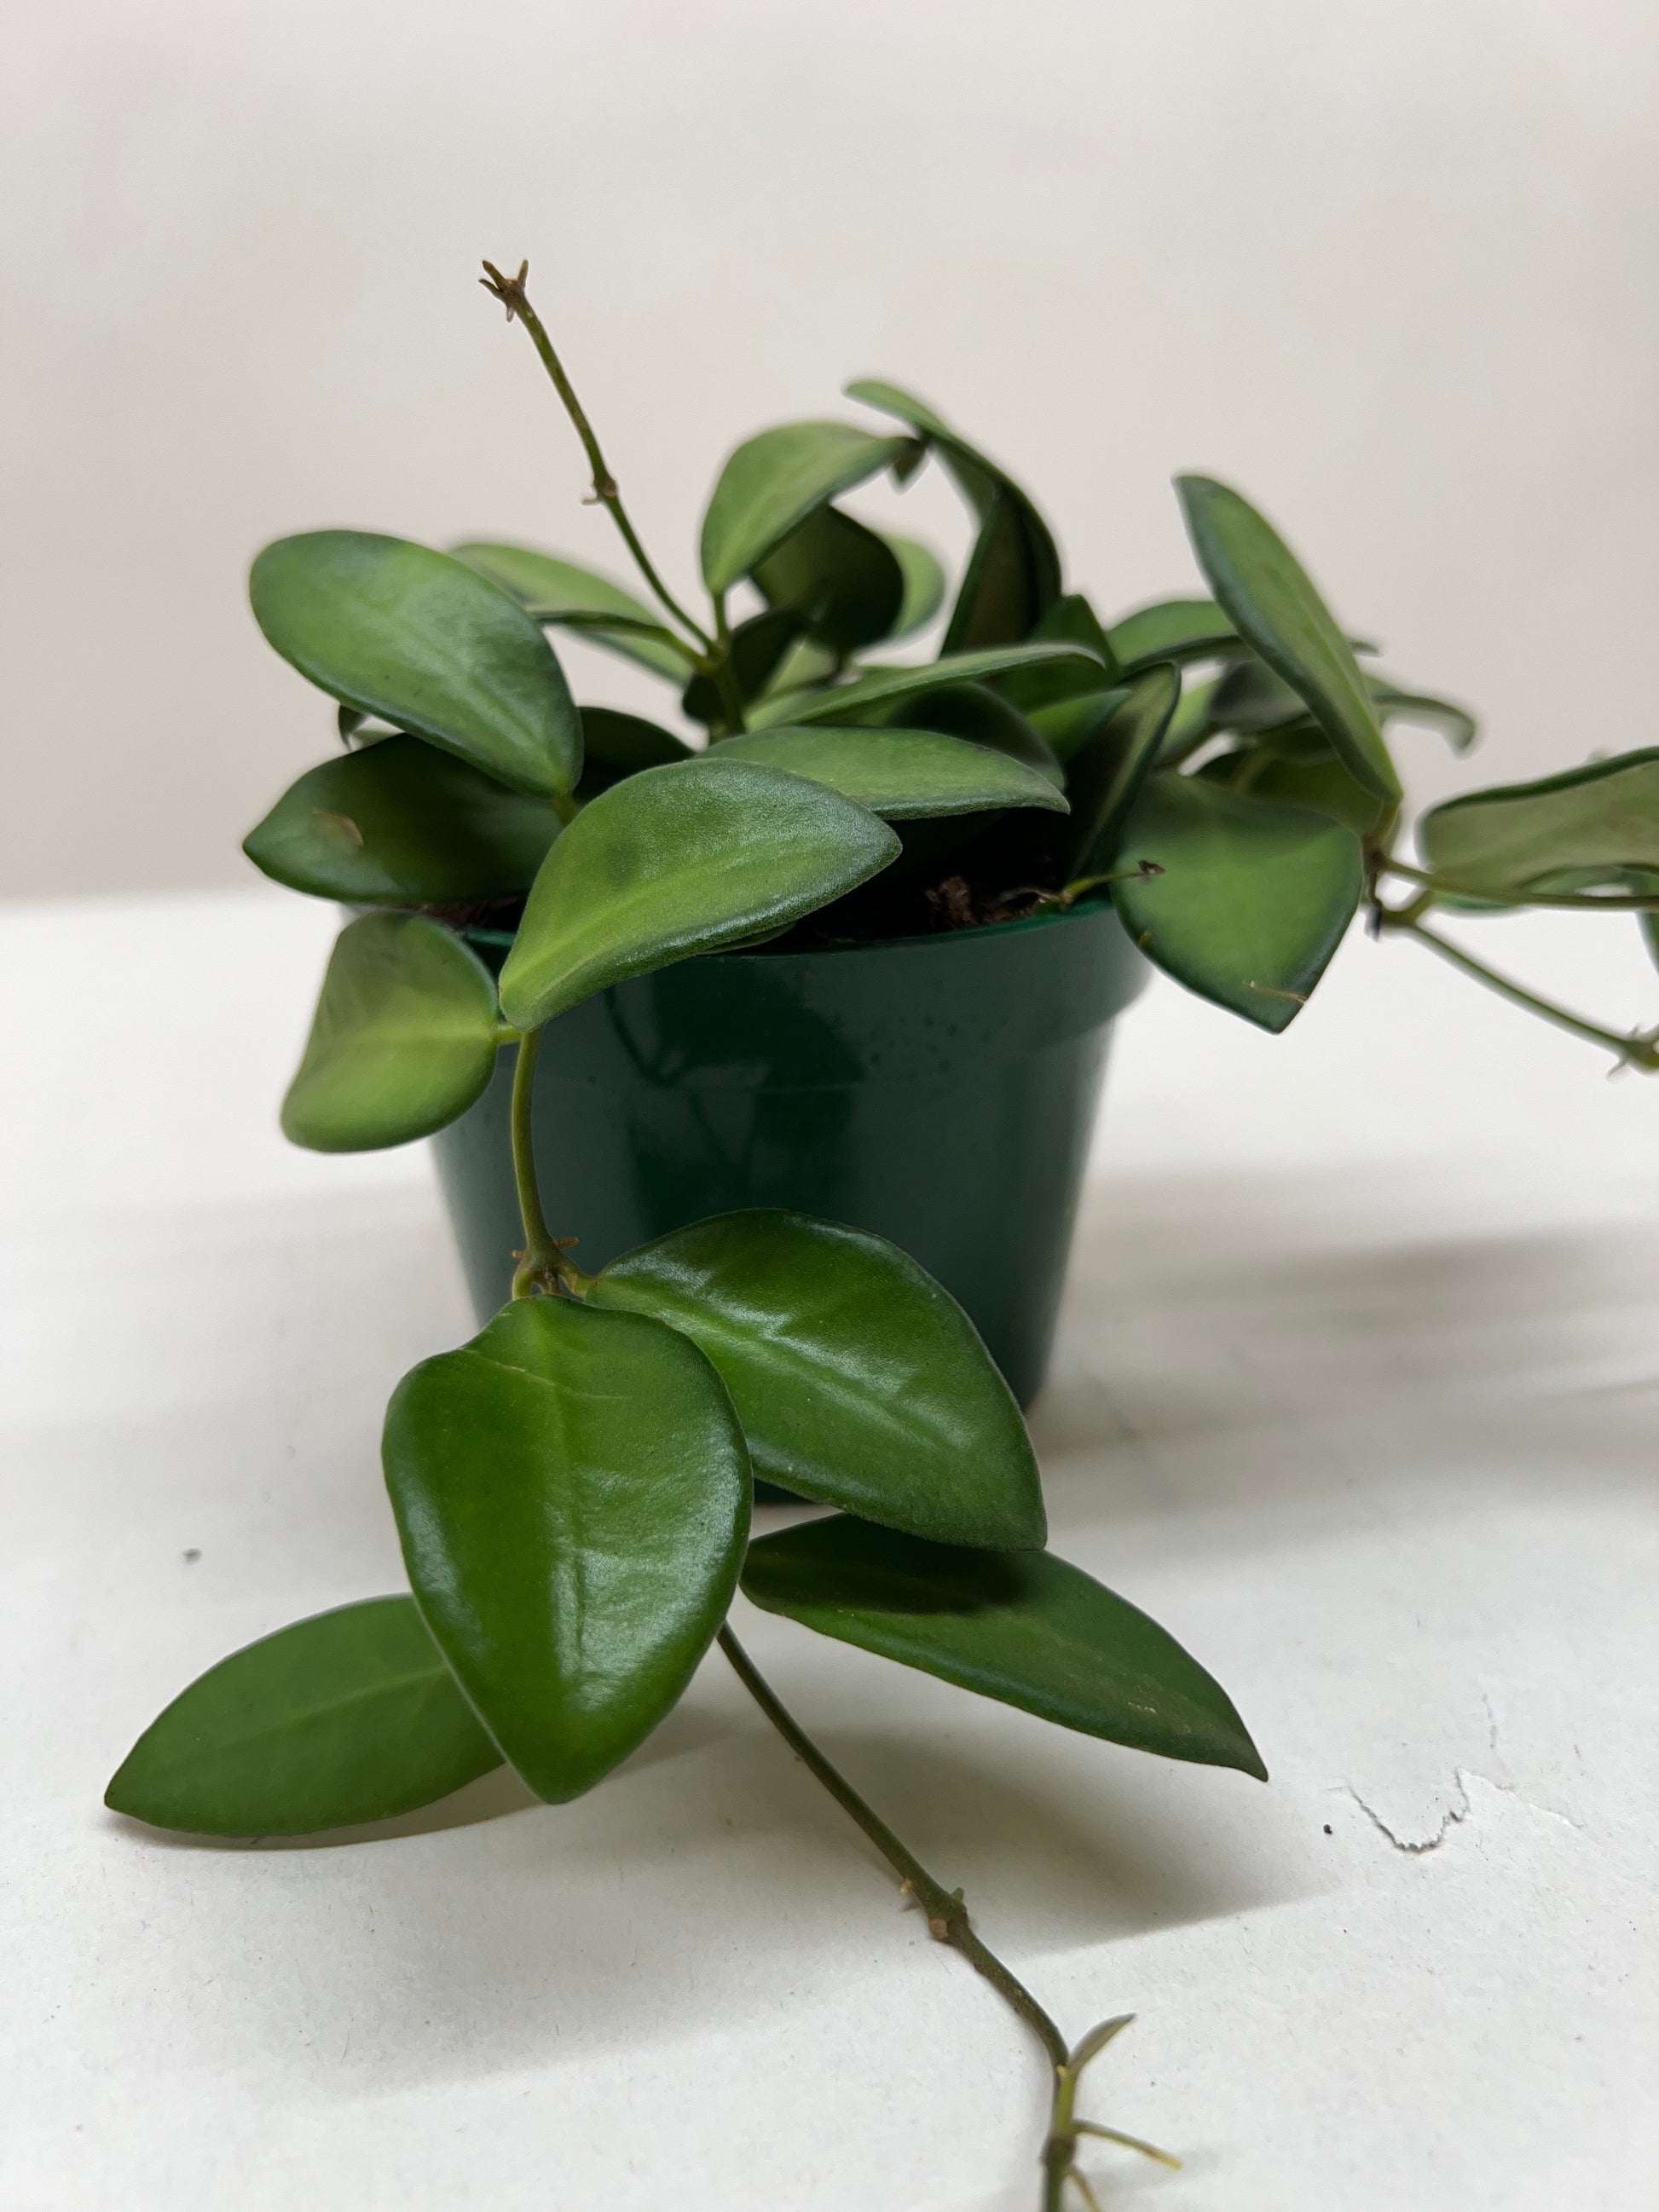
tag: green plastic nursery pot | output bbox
[432,899,1146,1410]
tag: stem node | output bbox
[716,1626,1170,2209]
[480,260,713,653]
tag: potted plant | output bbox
[105,260,1659,2208]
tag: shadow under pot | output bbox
[432,898,1147,1418]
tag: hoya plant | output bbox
[108,261,1659,2209]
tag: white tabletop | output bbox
[4,888,1656,2211]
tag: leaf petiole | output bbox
[1377,853,1659,913]
[706,594,749,736]
[1376,905,1659,1072]
[508,1027,592,1297]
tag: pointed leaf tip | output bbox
[105,1597,500,1835]
[742,1517,1267,1777]
[497,756,899,1031]
[592,1210,1044,1547]
[1175,477,1399,803]
[700,424,912,595]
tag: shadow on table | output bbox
[98,1652,1309,2093]
[1031,1164,1659,1528]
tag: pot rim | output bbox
[462,892,1121,967]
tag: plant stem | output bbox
[1378,854,1659,913]
[508,1029,589,1295]
[1378,908,1659,1071]
[718,1626,1169,2207]
[480,260,713,655]
[708,593,749,736]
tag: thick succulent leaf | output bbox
[591,1211,1044,1547]
[1200,748,1393,840]
[579,707,694,782]
[999,594,1122,713]
[244,735,558,903]
[761,634,841,699]
[450,542,689,680]
[752,505,905,655]
[1106,596,1241,671]
[885,534,948,638]
[1113,772,1363,1031]
[700,424,912,595]
[714,725,1066,819]
[250,532,582,798]
[1065,665,1181,873]
[282,915,500,1152]
[105,1597,501,1836]
[1418,748,1659,899]
[1367,679,1477,754]
[847,379,1061,647]
[845,379,975,471]
[498,757,899,1030]
[681,608,805,728]
[384,1298,749,1804]
[1028,688,1130,767]
[944,488,1055,651]
[755,644,1105,730]
[890,682,1065,788]
[1629,869,1659,972]
[1157,673,1227,764]
[742,1516,1265,1778]
[1209,655,1308,734]
[1176,478,1399,801]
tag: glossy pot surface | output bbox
[432,900,1145,1407]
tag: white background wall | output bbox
[3,0,1655,898]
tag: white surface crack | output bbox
[1344,1767,1587,1854]
[1344,1777,1472,1854]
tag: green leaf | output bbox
[1113,772,1363,1030]
[682,609,805,729]
[1176,478,1399,802]
[244,735,558,903]
[887,681,1065,788]
[591,1211,1044,1547]
[384,1297,749,1802]
[700,424,912,595]
[741,1516,1265,1777]
[1157,673,1227,765]
[752,505,905,654]
[756,644,1105,730]
[282,913,500,1152]
[945,490,1050,651]
[450,542,689,680]
[1631,870,1659,972]
[846,379,1061,646]
[1367,679,1477,754]
[579,707,694,783]
[105,1597,501,1836]
[1418,748,1659,899]
[1027,687,1130,767]
[1200,748,1393,840]
[702,725,1066,821]
[1065,665,1181,873]
[760,634,841,700]
[999,594,1121,713]
[250,532,582,799]
[1208,655,1308,734]
[497,757,899,1030]
[1106,597,1241,671]
[886,535,948,639]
